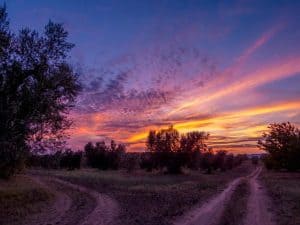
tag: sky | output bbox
[4,0,300,153]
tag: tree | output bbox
[145,126,210,173]
[0,6,80,178]
[258,122,300,171]
[180,131,209,169]
[145,126,182,173]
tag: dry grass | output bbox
[35,161,253,225]
[260,170,300,225]
[0,176,53,225]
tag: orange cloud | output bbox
[127,100,300,150]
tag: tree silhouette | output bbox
[146,126,211,173]
[0,6,80,178]
[258,122,300,171]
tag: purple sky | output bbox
[4,0,300,153]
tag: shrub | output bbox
[140,153,155,172]
[60,150,82,170]
[84,140,125,170]
[0,142,28,179]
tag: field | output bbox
[45,163,253,225]
[0,176,53,225]
[3,162,300,225]
[260,170,300,225]
[1,162,253,225]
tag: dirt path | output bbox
[23,175,119,225]
[21,175,73,225]
[173,168,261,225]
[244,166,276,225]
[54,178,119,225]
[173,177,245,225]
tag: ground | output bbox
[45,162,254,225]
[3,162,298,225]
[0,176,53,225]
[0,162,252,225]
[260,170,300,225]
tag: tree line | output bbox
[27,127,248,174]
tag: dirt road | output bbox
[244,167,275,225]
[23,175,119,225]
[174,167,275,225]
[173,176,244,225]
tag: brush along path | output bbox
[244,166,276,225]
[25,175,118,225]
[173,167,261,225]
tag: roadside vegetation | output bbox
[260,171,300,225]
[258,122,300,171]
[0,176,53,225]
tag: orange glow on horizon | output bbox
[126,100,300,151]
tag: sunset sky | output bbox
[5,0,300,153]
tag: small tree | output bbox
[258,122,300,171]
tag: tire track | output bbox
[24,175,118,225]
[244,167,276,225]
[173,168,260,225]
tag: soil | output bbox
[21,175,118,225]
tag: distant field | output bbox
[261,170,300,225]
[0,176,53,225]
[33,162,253,225]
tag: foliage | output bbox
[144,126,245,174]
[27,150,82,170]
[258,122,300,171]
[84,140,125,170]
[59,150,82,170]
[121,153,138,173]
[0,6,80,178]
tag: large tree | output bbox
[0,6,80,178]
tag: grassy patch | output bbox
[218,179,250,225]
[0,176,53,224]
[260,170,300,225]
[34,161,253,225]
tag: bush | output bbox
[84,140,125,170]
[0,142,28,179]
[27,150,82,170]
[121,153,138,173]
[60,150,82,170]
[140,153,155,172]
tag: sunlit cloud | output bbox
[126,100,300,151]
[168,57,300,116]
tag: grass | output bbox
[260,170,300,225]
[0,175,53,225]
[218,179,250,225]
[35,161,253,225]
